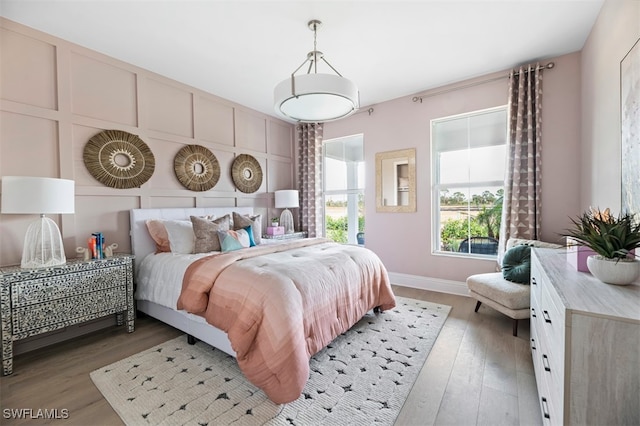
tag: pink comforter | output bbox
[176,238,396,404]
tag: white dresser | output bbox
[530,248,640,425]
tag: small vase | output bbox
[586,255,640,286]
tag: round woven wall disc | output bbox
[83,130,155,189]
[231,154,263,193]
[174,145,220,191]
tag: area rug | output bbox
[90,297,450,425]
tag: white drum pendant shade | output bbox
[22,216,66,268]
[274,73,359,123]
[274,20,359,123]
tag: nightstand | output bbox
[0,254,135,375]
[262,231,308,242]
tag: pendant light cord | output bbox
[313,21,318,73]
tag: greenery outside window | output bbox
[432,106,507,257]
[323,134,365,244]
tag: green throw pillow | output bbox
[502,244,532,284]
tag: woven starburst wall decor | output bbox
[83,130,155,189]
[174,145,220,191]
[231,154,263,193]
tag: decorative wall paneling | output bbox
[0,18,295,269]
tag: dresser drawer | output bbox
[539,280,565,358]
[533,330,563,425]
[10,266,125,308]
[530,254,543,302]
[11,285,127,335]
[530,288,543,344]
[532,345,556,426]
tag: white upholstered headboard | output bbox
[129,207,254,273]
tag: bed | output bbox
[130,207,396,404]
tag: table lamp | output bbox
[275,190,299,234]
[1,176,75,268]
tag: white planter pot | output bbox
[586,255,640,286]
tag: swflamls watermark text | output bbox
[3,408,69,420]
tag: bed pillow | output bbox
[190,215,230,253]
[163,220,195,254]
[217,226,253,252]
[501,244,532,284]
[232,212,262,245]
[145,219,171,253]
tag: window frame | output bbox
[430,105,507,258]
[322,134,365,245]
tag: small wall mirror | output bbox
[376,148,416,212]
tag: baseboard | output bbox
[389,271,471,297]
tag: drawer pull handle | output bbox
[542,310,552,324]
[531,307,537,318]
[542,354,551,372]
[531,277,537,286]
[541,397,550,419]
[530,338,536,350]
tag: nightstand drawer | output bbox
[11,266,126,308]
[12,285,127,335]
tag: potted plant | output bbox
[271,217,279,227]
[564,207,640,285]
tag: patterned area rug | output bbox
[90,297,450,425]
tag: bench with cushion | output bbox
[466,238,562,336]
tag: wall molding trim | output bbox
[389,271,470,297]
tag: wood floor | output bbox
[0,286,542,426]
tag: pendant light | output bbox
[274,20,359,123]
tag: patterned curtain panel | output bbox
[297,123,324,237]
[499,63,543,254]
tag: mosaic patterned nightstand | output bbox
[0,254,135,375]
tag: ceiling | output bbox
[0,1,604,122]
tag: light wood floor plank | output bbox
[517,370,543,426]
[477,385,520,426]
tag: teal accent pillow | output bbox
[502,244,532,284]
[217,226,253,252]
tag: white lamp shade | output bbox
[274,73,359,123]
[1,176,75,214]
[275,190,299,209]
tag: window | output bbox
[323,134,365,244]
[432,107,507,257]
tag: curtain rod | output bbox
[355,107,374,116]
[412,62,555,103]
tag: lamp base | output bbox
[280,208,295,234]
[21,215,66,269]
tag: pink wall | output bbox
[580,0,640,211]
[324,53,582,284]
[0,18,295,267]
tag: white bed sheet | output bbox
[135,252,216,309]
